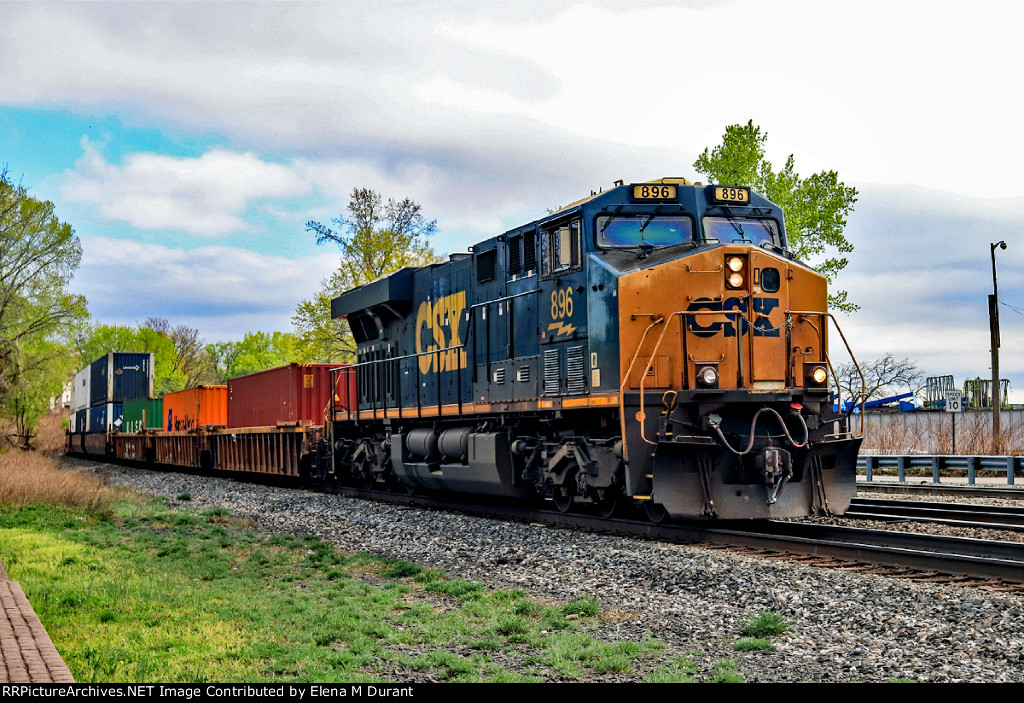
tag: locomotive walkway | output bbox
[0,558,75,683]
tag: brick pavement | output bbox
[0,560,75,683]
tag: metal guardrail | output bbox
[858,455,1022,485]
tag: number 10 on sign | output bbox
[945,391,963,453]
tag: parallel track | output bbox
[847,497,1024,532]
[856,481,1024,501]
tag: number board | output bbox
[711,186,750,205]
[945,390,963,413]
[631,184,677,201]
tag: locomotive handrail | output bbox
[630,309,748,446]
[788,310,866,437]
[618,315,666,461]
[621,309,743,449]
[622,306,860,449]
[328,289,540,419]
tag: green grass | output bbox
[733,637,773,652]
[646,655,701,683]
[0,497,716,683]
[708,660,743,683]
[739,610,790,638]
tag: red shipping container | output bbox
[162,386,227,431]
[226,364,356,429]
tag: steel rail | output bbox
[856,482,1024,501]
[74,454,1024,586]
[846,497,1024,531]
[323,485,1024,585]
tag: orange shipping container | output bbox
[162,386,227,431]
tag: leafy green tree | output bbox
[1,336,76,448]
[0,169,88,444]
[208,331,297,382]
[295,188,440,362]
[694,120,859,312]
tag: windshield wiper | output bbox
[635,242,655,259]
[724,214,751,242]
[599,206,624,234]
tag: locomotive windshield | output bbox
[596,214,693,249]
[703,217,784,249]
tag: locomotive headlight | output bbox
[696,364,719,388]
[725,256,746,289]
[805,364,828,388]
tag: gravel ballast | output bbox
[78,459,1024,683]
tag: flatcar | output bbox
[317,177,863,520]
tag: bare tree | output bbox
[836,353,925,405]
[144,317,214,388]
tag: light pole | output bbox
[990,240,1007,452]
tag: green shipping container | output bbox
[122,397,163,433]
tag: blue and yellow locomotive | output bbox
[325,177,862,520]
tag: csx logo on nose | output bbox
[686,297,780,338]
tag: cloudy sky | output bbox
[2,0,1022,400]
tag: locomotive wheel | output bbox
[643,501,669,523]
[596,488,620,518]
[552,472,576,513]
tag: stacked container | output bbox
[162,385,227,431]
[226,364,349,428]
[90,352,155,406]
[70,352,155,434]
[71,409,88,433]
[69,367,91,415]
[89,403,124,433]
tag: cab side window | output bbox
[541,219,581,278]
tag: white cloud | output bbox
[60,139,310,236]
[76,235,338,339]
[830,184,1024,400]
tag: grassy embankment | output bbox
[0,413,748,683]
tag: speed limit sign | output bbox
[945,390,963,412]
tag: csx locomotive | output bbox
[322,177,863,520]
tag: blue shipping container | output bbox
[89,352,155,407]
[88,403,123,433]
[72,408,89,433]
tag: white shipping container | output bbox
[70,367,91,412]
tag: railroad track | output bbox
[857,481,1024,501]
[330,485,1024,588]
[79,455,1024,589]
[847,497,1024,531]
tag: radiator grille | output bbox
[542,349,560,396]
[566,345,586,395]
